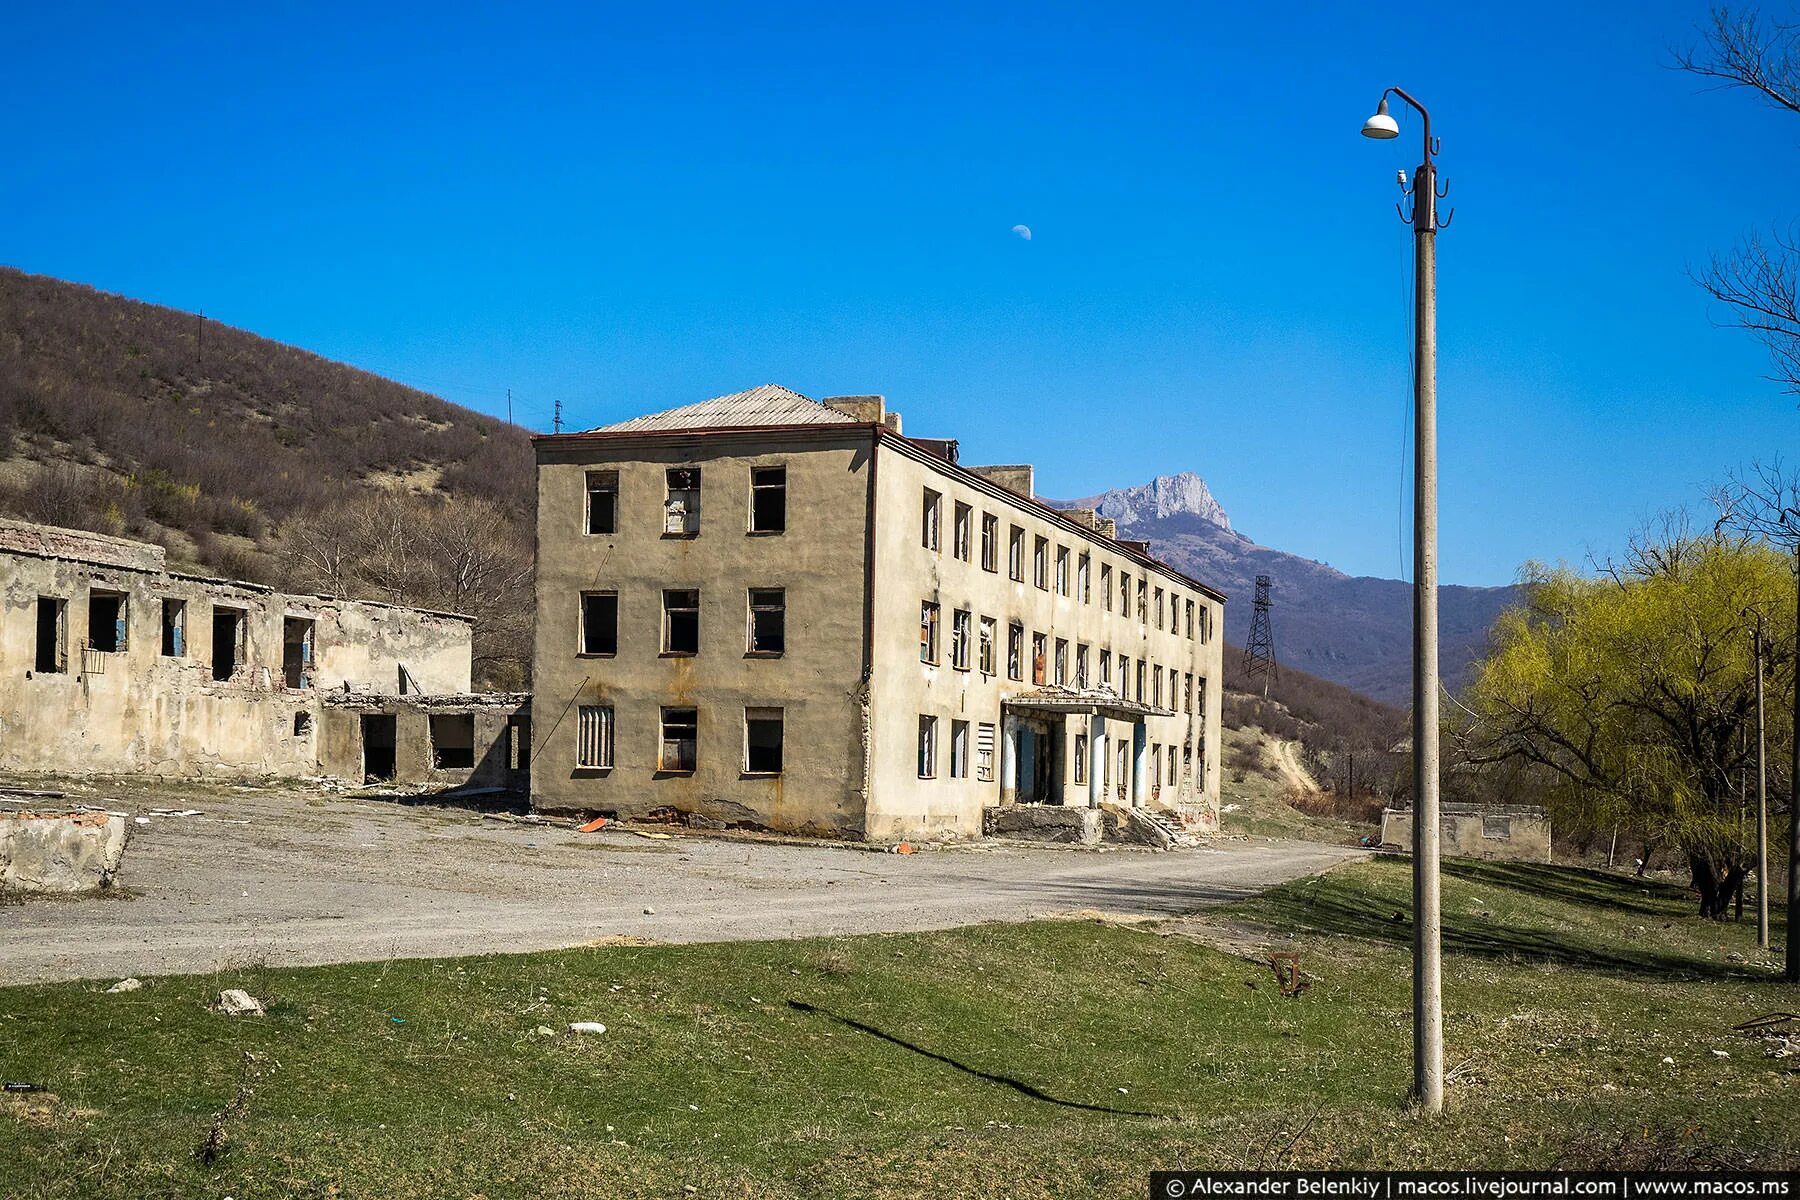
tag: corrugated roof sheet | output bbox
[587,384,859,433]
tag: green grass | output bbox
[1,859,1793,1197]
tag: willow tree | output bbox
[1465,528,1796,916]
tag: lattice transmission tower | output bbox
[1243,574,1278,695]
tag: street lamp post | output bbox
[1362,86,1449,1113]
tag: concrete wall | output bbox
[530,429,874,835]
[864,438,1224,841]
[0,520,474,778]
[318,694,529,790]
[1381,806,1553,863]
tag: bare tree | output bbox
[1675,8,1800,396]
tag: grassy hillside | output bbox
[0,267,532,576]
[0,858,1789,1196]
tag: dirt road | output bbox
[0,782,1362,984]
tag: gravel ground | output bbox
[0,779,1363,984]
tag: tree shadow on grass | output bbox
[786,1000,1162,1118]
[1441,859,1693,917]
[1255,879,1766,983]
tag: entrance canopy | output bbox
[1002,686,1171,723]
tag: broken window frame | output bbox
[1054,546,1070,596]
[1100,563,1113,611]
[950,608,972,671]
[919,601,940,664]
[1153,665,1162,709]
[586,469,619,536]
[950,719,969,779]
[1073,733,1088,785]
[1006,622,1024,681]
[978,616,996,676]
[979,513,998,573]
[1119,571,1131,613]
[34,596,67,674]
[1137,579,1148,624]
[952,502,972,561]
[1053,638,1068,686]
[917,714,938,779]
[1185,598,1196,640]
[921,488,942,552]
[663,588,700,656]
[1077,553,1090,604]
[1185,672,1194,714]
[1008,526,1024,582]
[659,706,698,772]
[1031,632,1047,685]
[1032,536,1048,591]
[747,588,786,656]
[428,713,477,770]
[87,588,128,654]
[1099,648,1112,690]
[1154,587,1165,630]
[664,467,701,537]
[1075,643,1089,689]
[576,705,614,770]
[581,591,619,656]
[160,597,186,657]
[744,706,784,775]
[749,466,788,534]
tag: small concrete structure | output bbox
[983,803,1102,845]
[0,811,129,892]
[318,692,530,790]
[1381,802,1552,863]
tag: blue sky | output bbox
[6,1,1796,586]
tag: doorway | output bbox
[361,714,397,782]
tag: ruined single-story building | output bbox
[530,385,1226,842]
[1380,802,1552,863]
[0,518,525,790]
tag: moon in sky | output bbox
[1011,224,1032,241]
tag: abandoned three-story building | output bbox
[530,385,1225,841]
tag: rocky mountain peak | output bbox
[1079,472,1231,532]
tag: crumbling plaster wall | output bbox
[319,695,528,789]
[529,431,872,834]
[0,526,474,779]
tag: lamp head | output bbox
[1361,96,1400,139]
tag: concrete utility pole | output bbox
[1751,615,1769,950]
[1363,86,1450,1113]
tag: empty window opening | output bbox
[1186,599,1196,639]
[1101,564,1113,610]
[210,606,247,682]
[978,617,996,676]
[293,711,314,737]
[663,589,700,655]
[1053,638,1068,686]
[88,590,127,653]
[1077,553,1091,603]
[161,598,186,656]
[1137,579,1148,622]
[950,719,970,779]
[34,597,67,674]
[750,466,787,533]
[361,714,397,782]
[1008,526,1025,581]
[1076,643,1090,689]
[980,513,998,572]
[951,609,972,671]
[660,707,698,772]
[952,502,972,560]
[1007,623,1024,680]
[1033,537,1049,590]
[429,713,476,770]
[921,488,941,550]
[586,470,619,535]
[665,468,701,536]
[582,592,618,656]
[917,715,938,778]
[577,705,613,769]
[1055,546,1069,595]
[745,707,784,774]
[282,616,316,689]
[509,715,532,771]
[748,588,785,654]
[1074,733,1088,785]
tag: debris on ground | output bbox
[534,1025,556,1037]
[642,906,656,915]
[576,816,609,833]
[3,1082,39,1093]
[211,989,266,1017]
[105,978,142,994]
[892,842,915,855]
[632,831,673,841]
[568,1022,606,1035]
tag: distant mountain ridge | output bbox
[1055,472,1518,706]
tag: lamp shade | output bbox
[1362,97,1399,139]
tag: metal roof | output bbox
[586,384,860,433]
[1005,687,1172,721]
